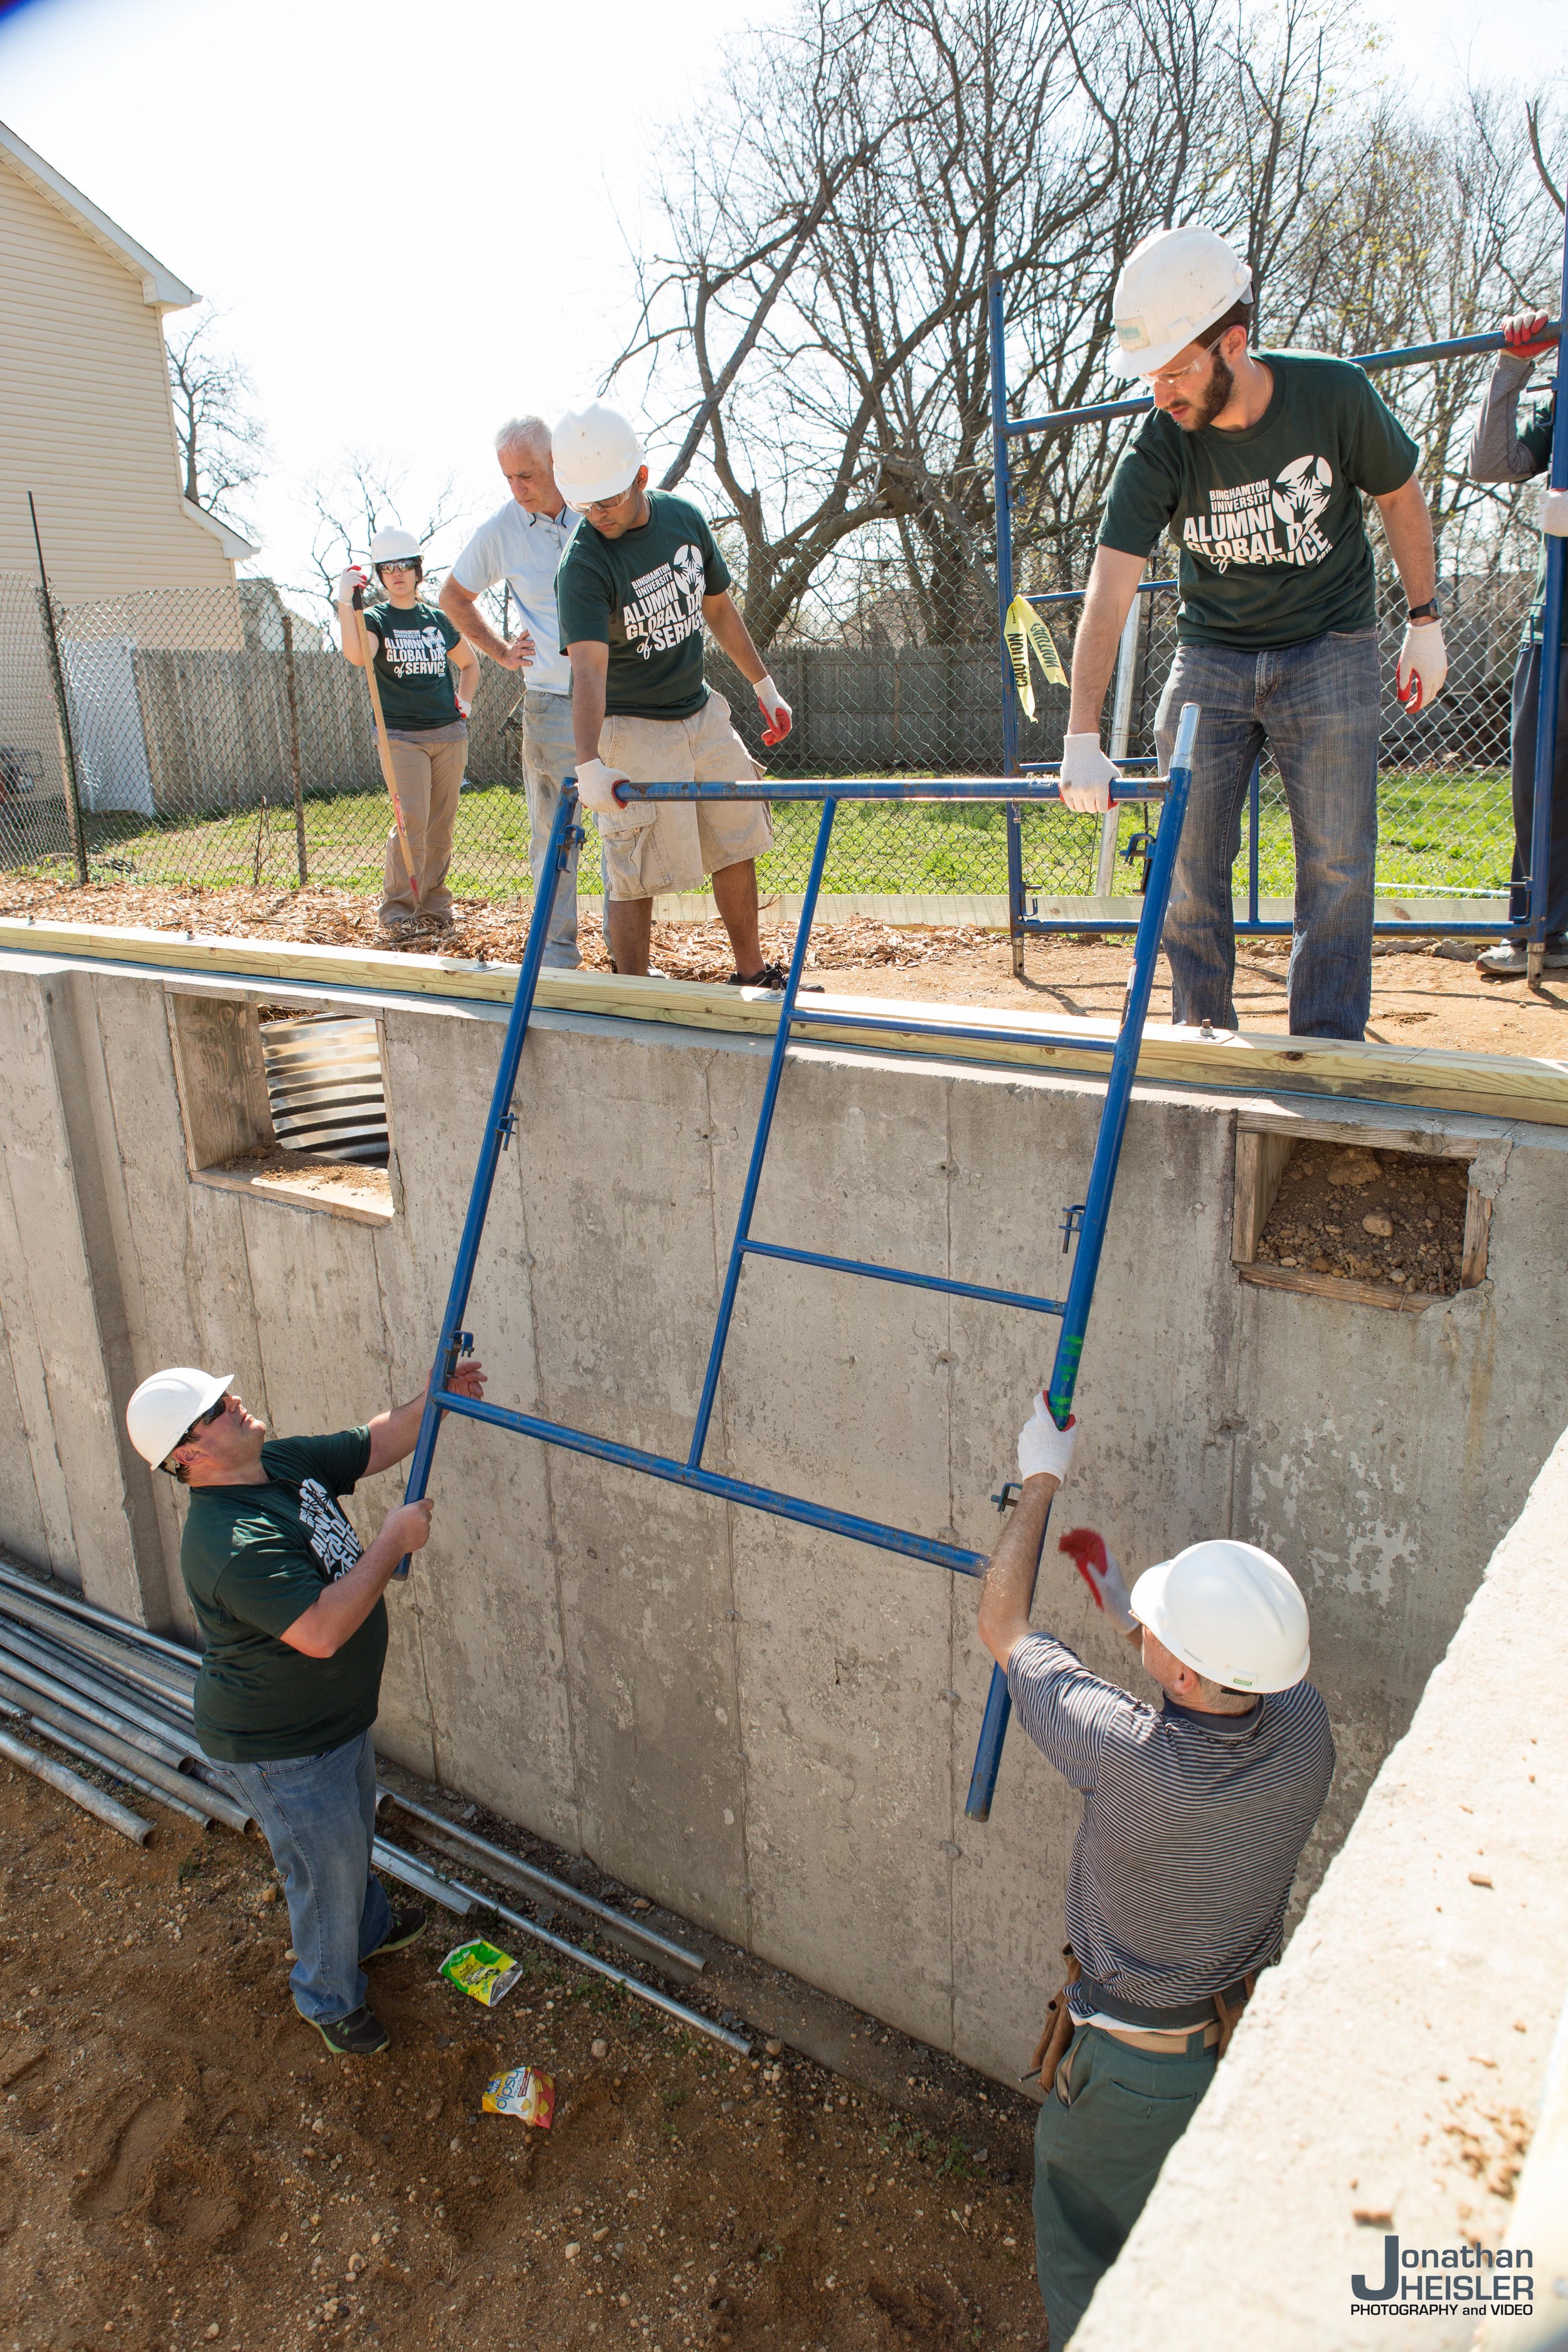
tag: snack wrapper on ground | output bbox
[482,2065,556,2127]
[438,1937,524,2007]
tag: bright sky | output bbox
[0,0,1562,601]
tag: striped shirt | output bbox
[1007,1632,1334,2020]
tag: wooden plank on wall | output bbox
[164,993,273,1173]
[6,916,1568,1129]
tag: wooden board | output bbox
[1237,1263,1444,1315]
[4,915,1567,1128]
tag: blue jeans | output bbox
[1155,628,1382,1039]
[521,689,584,968]
[225,1727,391,2024]
[1507,638,1568,943]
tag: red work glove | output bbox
[1058,1527,1138,1633]
[1501,309,1556,361]
[755,673,792,748]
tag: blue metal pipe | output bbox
[612,776,1157,803]
[426,1387,988,1577]
[1019,914,1509,939]
[1526,220,1568,961]
[1025,580,1176,607]
[964,702,1199,1823]
[1004,320,1564,438]
[743,1237,1067,1318]
[686,801,839,1471]
[395,786,579,1576]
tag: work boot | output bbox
[728,961,791,990]
[364,1902,427,1959]
[312,2004,390,2058]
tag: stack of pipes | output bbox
[0,1560,748,2055]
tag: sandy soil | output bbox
[5,879,1566,1063]
[1252,1138,1470,1291]
[0,1756,1046,2352]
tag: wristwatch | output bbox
[1407,597,1441,623]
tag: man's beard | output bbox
[1179,349,1233,432]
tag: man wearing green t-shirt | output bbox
[1468,305,1568,977]
[1062,226,1446,1039]
[553,403,795,983]
[124,1356,485,2057]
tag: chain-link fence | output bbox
[0,565,1531,917]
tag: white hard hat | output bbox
[369,526,422,566]
[552,404,645,507]
[1131,1539,1310,1693]
[1110,225,1253,378]
[125,1365,231,1468]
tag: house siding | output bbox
[0,162,237,601]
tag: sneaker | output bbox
[1476,936,1568,977]
[312,2003,389,2058]
[379,913,418,938]
[364,1902,427,1959]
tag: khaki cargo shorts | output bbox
[597,691,773,901]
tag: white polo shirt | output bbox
[448,499,578,696]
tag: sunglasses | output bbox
[171,1396,228,1454]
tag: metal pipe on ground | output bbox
[0,1721,151,1844]
[0,1660,193,1773]
[381,1788,703,1974]
[0,1560,199,1668]
[4,1710,215,1830]
[372,1831,751,2057]
[0,1591,197,1710]
[0,1626,200,1756]
[372,1837,471,1915]
[0,1681,250,1830]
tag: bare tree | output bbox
[164,304,268,533]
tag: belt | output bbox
[1073,1969,1261,2031]
[1089,2019,1221,2056]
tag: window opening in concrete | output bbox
[166,994,393,1224]
[1234,1128,1488,1311]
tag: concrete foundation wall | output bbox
[1,948,1566,2087]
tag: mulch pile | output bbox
[0,878,1000,985]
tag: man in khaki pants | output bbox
[337,528,480,935]
[554,404,793,983]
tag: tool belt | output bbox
[1028,1946,1259,2092]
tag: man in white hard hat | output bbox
[1468,305,1568,978]
[976,1399,1334,2343]
[439,419,585,968]
[554,403,795,983]
[125,1358,485,2057]
[337,529,480,936]
[1062,224,1446,1041]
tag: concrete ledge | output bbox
[1074,1422,1568,2352]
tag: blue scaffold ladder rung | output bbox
[398,706,1200,1829]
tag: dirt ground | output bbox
[0,1756,1047,2352]
[1252,1138,1471,1291]
[4,877,1566,1062]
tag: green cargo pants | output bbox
[1034,2023,1216,2344]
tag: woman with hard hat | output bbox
[337,528,480,936]
[976,1396,1334,2345]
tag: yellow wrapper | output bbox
[438,1937,524,2008]
[482,2065,556,2127]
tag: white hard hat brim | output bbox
[559,455,644,507]
[1130,1556,1310,1693]
[126,1366,233,1466]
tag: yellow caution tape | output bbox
[1003,595,1067,719]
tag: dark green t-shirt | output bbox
[1518,387,1563,645]
[1099,353,1419,649]
[555,491,731,719]
[364,599,462,731]
[180,1428,385,1763]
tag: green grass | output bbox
[21,765,1514,906]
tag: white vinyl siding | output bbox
[0,161,236,600]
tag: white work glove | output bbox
[755,673,792,747]
[1017,1394,1078,1486]
[1058,734,1120,815]
[573,756,629,815]
[1396,619,1448,716]
[455,696,471,721]
[1057,1527,1138,1634]
[1541,487,1568,538]
[337,565,369,605]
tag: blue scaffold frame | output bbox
[396,704,1201,1825]
[988,227,1568,968]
